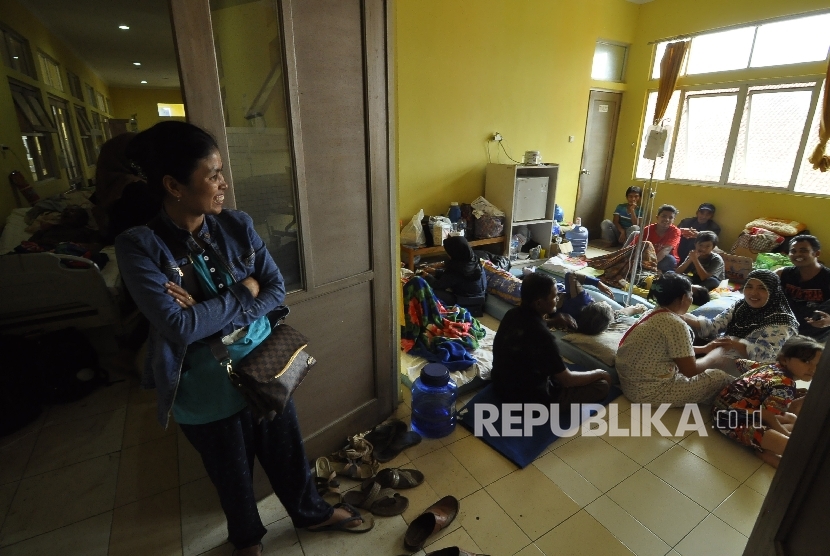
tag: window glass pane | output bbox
[210,0,303,292]
[635,90,679,180]
[670,90,738,182]
[795,83,830,195]
[591,42,627,82]
[651,42,667,80]
[686,27,755,75]
[751,13,830,68]
[729,84,814,188]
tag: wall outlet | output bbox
[492,132,502,142]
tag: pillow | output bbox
[559,316,636,367]
[690,295,741,319]
[744,218,806,238]
[482,261,521,306]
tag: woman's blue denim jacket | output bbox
[115,209,285,427]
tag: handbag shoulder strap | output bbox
[145,216,204,302]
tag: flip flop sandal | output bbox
[314,457,341,505]
[374,430,422,463]
[404,495,460,551]
[363,467,424,490]
[307,502,374,534]
[342,481,409,517]
[363,420,408,453]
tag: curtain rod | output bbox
[647,7,830,45]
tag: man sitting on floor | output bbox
[776,234,830,343]
[491,272,611,406]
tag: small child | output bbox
[676,231,725,291]
[712,335,823,468]
[556,272,643,335]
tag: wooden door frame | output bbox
[575,89,622,233]
[168,0,399,446]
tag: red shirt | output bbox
[642,224,681,261]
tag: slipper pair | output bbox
[314,457,341,505]
[364,419,422,462]
[343,480,409,516]
[307,502,374,534]
[363,467,424,490]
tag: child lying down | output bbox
[554,271,646,334]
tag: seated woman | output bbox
[682,269,798,375]
[616,273,733,406]
[419,236,486,306]
[492,272,611,406]
[600,186,643,246]
[712,335,822,468]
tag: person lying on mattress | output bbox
[556,271,646,335]
[491,272,611,405]
[616,272,733,407]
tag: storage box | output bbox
[721,253,753,283]
[549,241,573,255]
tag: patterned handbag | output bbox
[209,312,316,420]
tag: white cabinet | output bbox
[484,163,559,255]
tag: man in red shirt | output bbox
[626,204,681,273]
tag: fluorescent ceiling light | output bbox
[140,80,148,84]
[119,25,130,30]
[133,62,141,66]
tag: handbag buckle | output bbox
[222,358,236,380]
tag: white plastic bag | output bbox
[470,196,505,219]
[401,209,425,246]
[429,216,452,246]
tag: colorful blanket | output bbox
[401,276,486,371]
[588,241,658,288]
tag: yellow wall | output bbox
[0,0,111,223]
[109,86,184,131]
[607,0,830,248]
[394,0,640,222]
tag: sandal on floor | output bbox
[374,429,422,463]
[363,467,424,490]
[330,436,379,479]
[426,547,490,556]
[343,481,409,517]
[364,419,408,453]
[306,502,374,534]
[404,495,460,551]
[314,457,341,505]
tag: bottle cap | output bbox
[421,363,450,387]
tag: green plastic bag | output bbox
[754,252,793,271]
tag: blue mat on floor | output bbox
[457,367,622,468]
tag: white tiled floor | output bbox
[0,312,773,555]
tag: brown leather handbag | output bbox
[210,313,316,420]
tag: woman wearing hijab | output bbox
[420,236,487,305]
[682,269,798,375]
[93,132,164,242]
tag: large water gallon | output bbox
[554,204,565,223]
[447,202,462,224]
[411,363,458,439]
[565,217,589,255]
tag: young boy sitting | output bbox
[491,272,611,406]
[676,231,724,291]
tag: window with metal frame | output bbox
[66,70,84,101]
[49,96,82,184]
[74,104,98,166]
[0,24,37,78]
[635,79,825,194]
[37,51,63,91]
[9,80,58,181]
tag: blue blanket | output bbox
[458,374,622,468]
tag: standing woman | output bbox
[683,269,798,375]
[115,122,371,556]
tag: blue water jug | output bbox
[411,363,458,439]
[565,218,589,255]
[554,204,565,223]
[552,221,561,243]
[447,202,462,223]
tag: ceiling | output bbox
[17,0,180,89]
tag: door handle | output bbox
[580,168,590,175]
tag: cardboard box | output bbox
[549,241,573,255]
[721,253,753,283]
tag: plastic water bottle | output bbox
[509,236,520,261]
[447,202,462,224]
[554,204,565,223]
[552,221,561,243]
[411,363,458,439]
[566,217,589,255]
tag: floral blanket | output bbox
[401,276,486,371]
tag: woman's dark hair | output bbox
[657,204,678,216]
[790,234,821,251]
[625,186,642,197]
[125,121,219,197]
[696,231,718,247]
[778,335,823,363]
[647,272,691,306]
[576,301,614,335]
[691,285,710,306]
[521,272,555,306]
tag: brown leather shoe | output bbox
[426,547,490,556]
[403,495,460,551]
